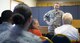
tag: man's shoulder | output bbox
[69,25,78,31]
[0,23,12,27]
[22,31,40,39]
[55,25,64,30]
[0,24,10,32]
[18,31,42,43]
[0,30,10,37]
[46,10,54,13]
[58,10,64,13]
[0,23,4,27]
[0,30,11,43]
[0,25,3,29]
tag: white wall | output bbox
[22,0,36,7]
[0,0,36,16]
[0,0,10,17]
[11,0,36,11]
[11,1,19,11]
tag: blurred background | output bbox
[0,0,80,33]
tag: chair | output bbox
[40,36,53,43]
[51,34,71,43]
[71,40,80,43]
[45,32,54,40]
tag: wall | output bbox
[11,0,36,11]
[36,1,80,6]
[31,5,80,26]
[11,1,19,11]
[0,0,10,17]
[22,0,36,7]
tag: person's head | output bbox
[33,19,40,29]
[54,3,60,10]
[62,13,73,24]
[29,19,40,29]
[13,2,32,25]
[12,13,25,25]
[1,10,13,22]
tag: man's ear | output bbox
[24,16,32,29]
[29,16,32,22]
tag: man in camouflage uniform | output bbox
[43,3,64,34]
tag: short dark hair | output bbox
[13,2,32,25]
[12,13,25,25]
[1,10,13,22]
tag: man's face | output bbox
[54,4,60,9]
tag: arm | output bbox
[43,10,56,26]
[43,12,50,25]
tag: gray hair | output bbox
[62,13,73,24]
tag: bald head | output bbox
[62,13,73,24]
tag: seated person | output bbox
[51,34,71,43]
[28,19,42,36]
[0,10,13,34]
[0,2,42,43]
[54,13,80,41]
